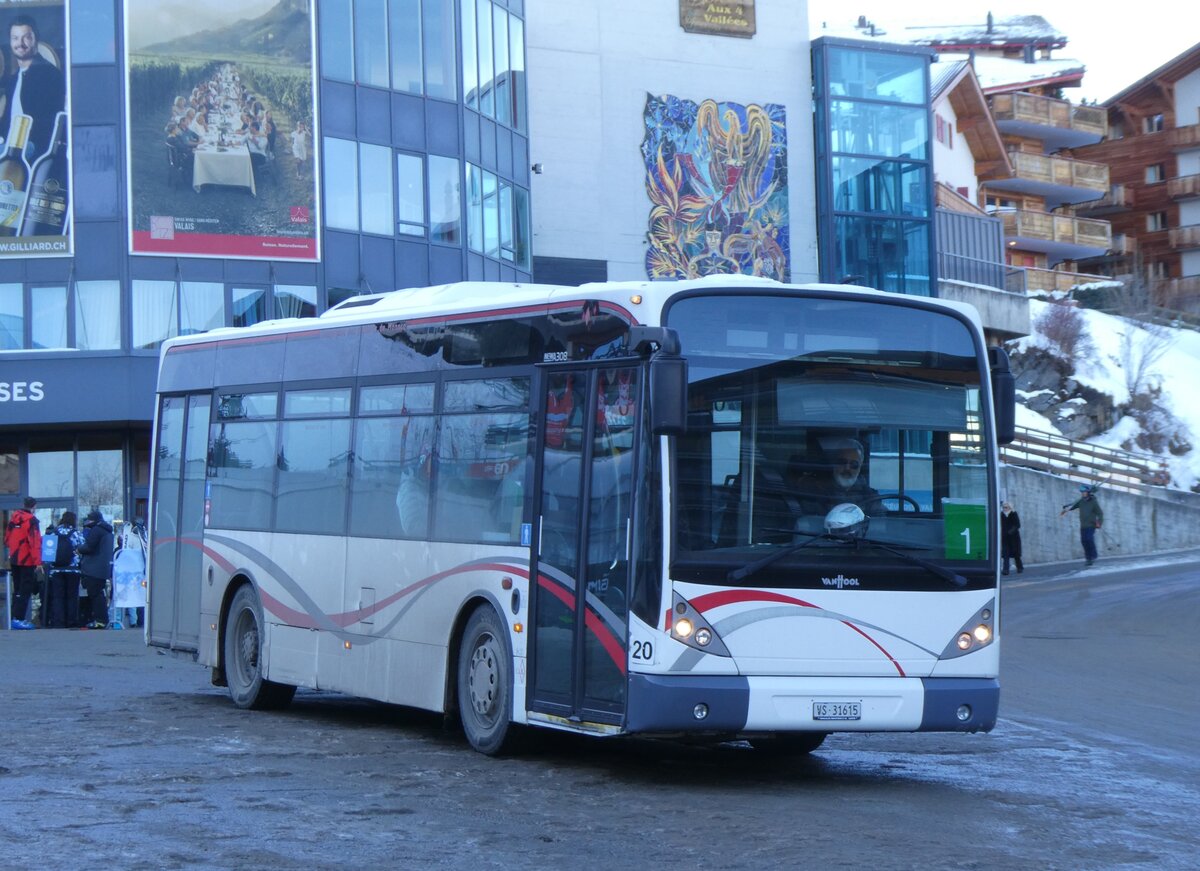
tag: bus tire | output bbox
[224,584,296,711]
[749,732,827,755]
[458,605,519,755]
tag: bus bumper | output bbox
[625,674,997,734]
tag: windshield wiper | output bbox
[853,536,967,589]
[725,530,967,588]
[727,531,824,582]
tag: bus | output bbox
[147,276,1015,755]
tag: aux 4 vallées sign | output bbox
[679,0,756,38]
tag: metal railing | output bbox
[1001,425,1183,497]
[937,251,1009,292]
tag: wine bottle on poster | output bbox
[20,112,70,237]
[0,113,32,237]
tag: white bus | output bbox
[147,276,1015,755]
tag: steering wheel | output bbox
[864,493,922,513]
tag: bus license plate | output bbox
[813,701,861,721]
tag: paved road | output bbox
[2,551,1197,870]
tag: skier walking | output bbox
[1060,484,1104,566]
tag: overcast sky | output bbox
[807,1,1200,103]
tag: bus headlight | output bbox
[669,594,731,657]
[941,598,997,659]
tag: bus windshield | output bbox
[667,293,992,590]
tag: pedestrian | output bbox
[45,511,86,628]
[1060,484,1104,566]
[4,496,42,629]
[1000,501,1024,575]
[76,509,114,629]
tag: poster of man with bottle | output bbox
[0,0,72,258]
[124,0,319,261]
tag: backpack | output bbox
[53,530,74,568]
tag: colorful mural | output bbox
[642,93,788,280]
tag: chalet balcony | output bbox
[1168,224,1200,250]
[1005,265,1114,295]
[984,152,1109,209]
[1110,233,1137,255]
[1168,173,1200,200]
[1167,124,1200,151]
[990,92,1107,149]
[1075,183,1135,216]
[999,208,1112,263]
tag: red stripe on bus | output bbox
[686,588,905,676]
[537,574,627,676]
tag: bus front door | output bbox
[529,364,641,727]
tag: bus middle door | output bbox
[528,363,642,727]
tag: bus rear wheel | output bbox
[749,732,827,755]
[458,605,520,755]
[224,584,296,710]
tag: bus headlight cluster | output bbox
[669,594,730,657]
[941,598,997,660]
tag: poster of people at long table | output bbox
[124,0,319,260]
[0,0,72,258]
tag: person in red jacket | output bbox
[5,496,42,629]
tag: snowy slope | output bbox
[1009,300,1199,492]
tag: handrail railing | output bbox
[1000,425,1187,497]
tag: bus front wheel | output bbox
[224,584,296,710]
[457,605,520,755]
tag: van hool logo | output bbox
[821,574,860,589]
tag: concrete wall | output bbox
[1000,464,1200,564]
[937,278,1031,340]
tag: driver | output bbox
[791,437,883,516]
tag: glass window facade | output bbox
[814,40,935,296]
[3,0,532,536]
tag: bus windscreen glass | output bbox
[667,293,991,590]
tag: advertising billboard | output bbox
[124,0,319,260]
[0,0,72,258]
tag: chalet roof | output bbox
[1104,40,1200,106]
[930,60,1012,180]
[815,14,1067,50]
[939,52,1086,94]
[900,15,1067,50]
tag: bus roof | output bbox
[158,276,984,356]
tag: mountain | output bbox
[142,0,311,64]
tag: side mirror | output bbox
[649,354,688,436]
[988,346,1016,445]
[629,326,688,436]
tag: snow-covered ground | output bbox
[1010,300,1200,492]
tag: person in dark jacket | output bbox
[1000,501,1023,575]
[76,510,114,629]
[45,511,86,628]
[1060,484,1104,566]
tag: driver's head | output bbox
[829,438,864,490]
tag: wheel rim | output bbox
[467,632,502,725]
[233,608,260,686]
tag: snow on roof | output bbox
[936,52,1085,92]
[814,14,1066,47]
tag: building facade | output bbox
[1,0,531,533]
[525,0,818,286]
[1072,43,1200,312]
